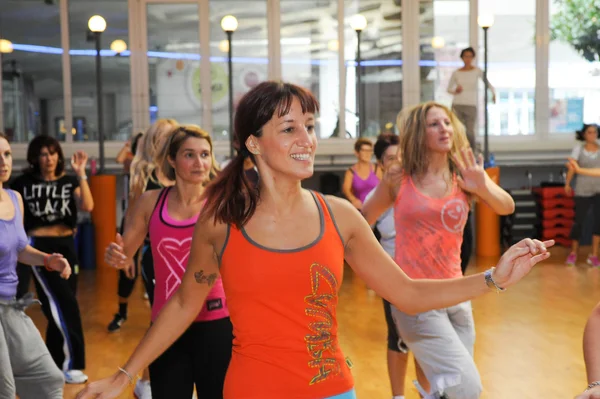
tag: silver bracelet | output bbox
[484,267,506,293]
[77,175,88,181]
[118,367,134,385]
[586,381,600,391]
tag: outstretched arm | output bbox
[568,158,600,177]
[77,219,227,399]
[330,196,552,315]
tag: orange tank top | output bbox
[394,175,468,280]
[219,191,354,399]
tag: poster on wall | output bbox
[550,98,584,133]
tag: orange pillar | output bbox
[476,166,501,257]
[90,175,117,270]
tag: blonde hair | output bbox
[399,102,469,179]
[129,118,178,198]
[156,125,219,182]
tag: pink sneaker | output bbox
[587,255,600,267]
[566,253,577,266]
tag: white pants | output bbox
[391,301,482,399]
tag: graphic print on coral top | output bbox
[148,188,228,322]
[394,175,468,280]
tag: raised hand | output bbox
[71,151,89,176]
[104,233,129,269]
[452,147,486,195]
[575,385,600,399]
[46,253,72,279]
[76,370,131,399]
[492,238,555,289]
[382,160,403,199]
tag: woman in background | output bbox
[343,137,382,210]
[11,135,93,384]
[564,123,600,267]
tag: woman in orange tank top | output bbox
[78,83,553,399]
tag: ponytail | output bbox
[201,151,259,229]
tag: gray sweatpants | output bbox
[0,295,64,399]
[452,104,478,151]
[391,301,482,399]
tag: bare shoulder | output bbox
[12,190,24,214]
[323,195,365,243]
[196,211,230,251]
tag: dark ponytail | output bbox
[201,81,319,228]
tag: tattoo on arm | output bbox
[194,270,218,286]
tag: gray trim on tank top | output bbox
[240,190,324,253]
[217,224,231,267]
[319,193,345,248]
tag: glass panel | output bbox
[549,1,600,133]
[420,0,469,106]
[147,3,201,129]
[1,1,63,142]
[280,0,339,139]
[69,0,131,142]
[345,0,402,139]
[478,0,535,136]
[210,1,268,142]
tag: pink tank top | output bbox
[148,188,229,322]
[394,175,468,280]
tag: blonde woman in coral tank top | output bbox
[363,102,539,399]
[78,84,553,399]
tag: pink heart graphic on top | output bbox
[156,237,192,299]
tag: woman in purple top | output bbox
[342,137,382,209]
[0,132,72,399]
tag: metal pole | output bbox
[483,26,489,165]
[95,32,105,174]
[356,29,363,137]
[227,30,234,159]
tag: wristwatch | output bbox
[484,267,506,293]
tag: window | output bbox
[344,0,402,138]
[146,3,201,130]
[281,0,339,139]
[69,1,131,142]
[420,0,470,106]
[210,0,268,142]
[549,0,600,134]
[478,0,536,136]
[1,1,64,142]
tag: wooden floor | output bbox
[26,246,596,399]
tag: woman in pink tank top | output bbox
[102,125,231,399]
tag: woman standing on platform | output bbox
[10,135,93,384]
[447,47,496,151]
[77,81,552,399]
[106,125,231,398]
[342,137,382,210]
[363,102,518,398]
[0,132,72,398]
[564,124,600,267]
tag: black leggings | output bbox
[149,317,233,399]
[571,195,600,241]
[460,211,473,275]
[18,236,86,371]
